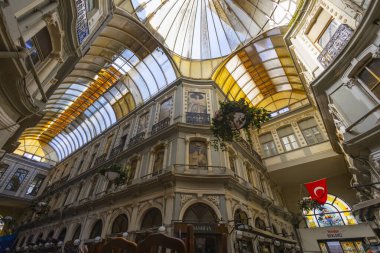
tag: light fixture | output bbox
[44,242,50,248]
[94,236,102,243]
[295,245,301,251]
[57,241,63,247]
[73,239,80,246]
[33,245,38,250]
[122,232,128,238]
[258,236,265,242]
[158,225,166,232]
[274,240,281,246]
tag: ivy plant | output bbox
[211,99,270,150]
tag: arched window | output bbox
[183,203,217,223]
[128,158,138,182]
[272,225,278,235]
[72,225,81,240]
[27,234,34,245]
[234,209,249,225]
[58,228,66,242]
[189,141,208,168]
[255,217,266,230]
[153,146,165,174]
[281,228,288,237]
[19,236,26,247]
[141,208,162,230]
[112,214,129,234]
[89,220,103,238]
[304,194,357,228]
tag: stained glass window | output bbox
[304,194,358,228]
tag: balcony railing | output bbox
[110,144,123,158]
[317,24,354,68]
[237,138,262,163]
[186,112,210,125]
[94,153,107,165]
[129,132,145,147]
[152,117,170,134]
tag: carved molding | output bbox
[180,194,194,206]
[206,195,220,207]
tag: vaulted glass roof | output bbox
[15,13,177,164]
[14,3,306,164]
[213,27,307,112]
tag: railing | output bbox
[129,132,145,147]
[173,164,227,175]
[317,24,354,68]
[237,138,262,163]
[109,144,123,158]
[186,112,210,125]
[152,117,170,134]
[94,153,107,165]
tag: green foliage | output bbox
[31,201,50,216]
[298,198,324,213]
[97,164,128,186]
[211,99,270,150]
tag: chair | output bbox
[100,237,137,253]
[137,233,186,253]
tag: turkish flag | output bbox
[304,178,328,204]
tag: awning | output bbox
[236,228,297,244]
[352,198,380,212]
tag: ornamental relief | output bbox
[206,195,220,207]
[180,194,194,207]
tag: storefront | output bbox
[173,222,228,253]
[298,223,378,252]
[235,227,299,253]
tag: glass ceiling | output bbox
[213,27,307,112]
[14,4,306,164]
[15,14,177,164]
[131,0,298,60]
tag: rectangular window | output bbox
[277,126,299,152]
[137,112,149,133]
[188,92,207,113]
[0,164,9,179]
[317,19,339,49]
[86,0,95,12]
[357,59,380,100]
[26,174,46,196]
[306,9,332,43]
[104,135,114,155]
[299,118,324,145]
[159,98,172,121]
[5,169,28,192]
[25,27,52,69]
[259,133,278,157]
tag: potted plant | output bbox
[97,164,128,186]
[211,99,270,150]
[0,216,15,235]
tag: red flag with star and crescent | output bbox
[304,178,328,204]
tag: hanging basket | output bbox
[298,197,324,213]
[97,164,128,186]
[211,99,270,151]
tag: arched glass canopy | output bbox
[213,26,308,112]
[304,194,358,228]
[15,12,177,164]
[122,0,300,78]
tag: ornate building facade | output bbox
[0,0,379,252]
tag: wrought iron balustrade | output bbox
[317,24,354,68]
[129,132,145,147]
[237,138,262,163]
[186,112,210,125]
[94,153,107,165]
[152,117,171,134]
[110,144,123,158]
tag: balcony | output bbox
[317,24,354,68]
[94,153,107,166]
[129,132,145,147]
[152,117,170,135]
[186,112,210,125]
[109,144,123,158]
[236,138,262,163]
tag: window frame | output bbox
[26,174,46,196]
[5,168,29,192]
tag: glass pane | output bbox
[318,19,339,48]
[327,241,344,253]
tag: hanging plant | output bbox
[31,201,50,216]
[97,164,128,186]
[211,99,270,150]
[0,216,16,235]
[298,197,324,213]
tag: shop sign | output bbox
[75,0,89,44]
[174,223,228,234]
[326,229,343,238]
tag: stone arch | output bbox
[179,199,222,222]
